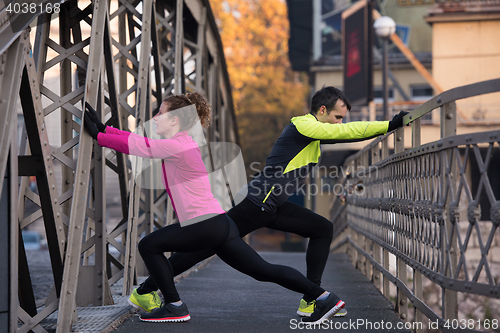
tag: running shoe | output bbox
[301,294,345,324]
[297,299,347,317]
[140,303,191,322]
[128,288,162,313]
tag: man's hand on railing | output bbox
[388,111,409,132]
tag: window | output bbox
[411,85,433,101]
[373,87,395,103]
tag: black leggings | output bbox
[138,213,326,303]
[139,199,333,302]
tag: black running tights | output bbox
[137,214,325,303]
[140,198,333,303]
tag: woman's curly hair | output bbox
[163,92,211,130]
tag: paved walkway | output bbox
[106,252,411,333]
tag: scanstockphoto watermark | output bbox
[290,318,499,331]
[289,318,424,331]
[248,178,366,199]
[249,162,379,181]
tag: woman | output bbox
[83,93,344,325]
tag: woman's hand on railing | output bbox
[85,102,107,133]
[84,112,100,140]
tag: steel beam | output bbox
[121,0,154,295]
[2,141,19,333]
[8,140,19,333]
[4,1,239,331]
[21,54,67,289]
[174,0,185,95]
[56,0,108,330]
[0,34,26,333]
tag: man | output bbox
[129,86,407,318]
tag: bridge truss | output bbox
[0,0,238,332]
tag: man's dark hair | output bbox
[310,86,351,114]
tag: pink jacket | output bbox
[97,127,224,226]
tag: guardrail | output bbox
[330,78,500,332]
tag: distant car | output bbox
[22,231,42,250]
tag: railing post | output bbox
[394,127,405,154]
[352,156,361,271]
[381,138,389,160]
[394,127,408,322]
[412,269,423,332]
[372,241,382,291]
[365,236,372,279]
[364,148,380,282]
[357,233,365,273]
[383,245,390,299]
[412,118,421,148]
[349,226,357,267]
[357,153,368,275]
[371,143,382,290]
[363,151,373,279]
[440,102,458,322]
[411,117,423,333]
[441,102,457,138]
[380,137,390,298]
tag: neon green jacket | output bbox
[245,113,389,212]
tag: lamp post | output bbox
[374,16,396,121]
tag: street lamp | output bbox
[374,16,396,121]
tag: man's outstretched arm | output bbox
[293,111,408,144]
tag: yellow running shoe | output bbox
[128,288,162,313]
[297,299,347,317]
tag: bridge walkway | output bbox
[108,252,411,333]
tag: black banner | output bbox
[342,0,373,106]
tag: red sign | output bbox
[346,30,361,78]
[342,0,373,106]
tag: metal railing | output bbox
[330,78,500,332]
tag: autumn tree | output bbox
[209,0,310,179]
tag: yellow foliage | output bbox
[209,0,310,176]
